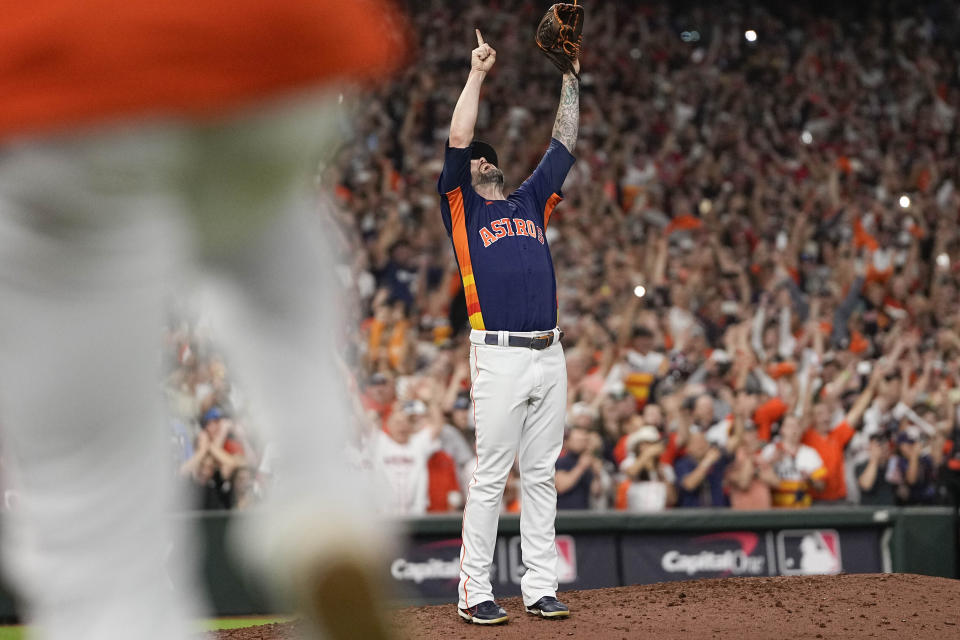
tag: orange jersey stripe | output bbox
[543,193,563,228]
[0,0,410,140]
[447,187,485,330]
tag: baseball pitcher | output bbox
[437,17,581,624]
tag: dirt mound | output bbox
[210,573,960,640]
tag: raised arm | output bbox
[449,29,496,148]
[845,365,883,428]
[552,59,580,152]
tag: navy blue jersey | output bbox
[437,138,575,332]
[555,451,593,509]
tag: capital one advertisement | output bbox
[389,533,618,601]
[620,527,884,583]
[390,527,885,601]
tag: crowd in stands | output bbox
[166,0,960,515]
[165,319,267,511]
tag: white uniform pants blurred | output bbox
[0,94,377,640]
[457,330,566,609]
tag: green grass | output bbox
[0,617,292,639]
[203,617,293,631]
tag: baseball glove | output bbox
[535,1,584,78]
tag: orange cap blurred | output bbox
[0,0,412,140]
[767,361,797,379]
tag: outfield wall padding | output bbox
[0,506,953,619]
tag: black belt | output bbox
[483,330,563,350]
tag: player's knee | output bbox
[470,476,510,504]
[519,465,554,485]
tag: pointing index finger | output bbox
[476,29,484,46]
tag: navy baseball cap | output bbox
[201,407,226,426]
[471,140,499,167]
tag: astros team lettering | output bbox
[478,217,545,248]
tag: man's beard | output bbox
[476,167,504,187]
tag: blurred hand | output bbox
[577,450,595,469]
[591,455,604,474]
[872,353,892,375]
[417,377,439,403]
[704,446,723,465]
[643,440,666,460]
[472,30,496,73]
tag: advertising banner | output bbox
[776,527,883,576]
[621,527,885,584]
[389,533,619,601]
[623,531,772,582]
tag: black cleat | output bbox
[458,600,509,625]
[525,596,570,618]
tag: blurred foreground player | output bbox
[0,2,407,639]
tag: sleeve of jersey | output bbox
[659,431,681,466]
[514,137,576,227]
[555,455,577,472]
[437,140,473,195]
[753,397,788,442]
[834,420,856,448]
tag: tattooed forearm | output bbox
[552,73,579,152]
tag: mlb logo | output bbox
[777,529,842,576]
[555,535,577,583]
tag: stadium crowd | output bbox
[165,0,960,515]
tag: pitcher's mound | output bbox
[211,573,960,640]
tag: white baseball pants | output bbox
[458,329,566,609]
[0,93,381,640]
